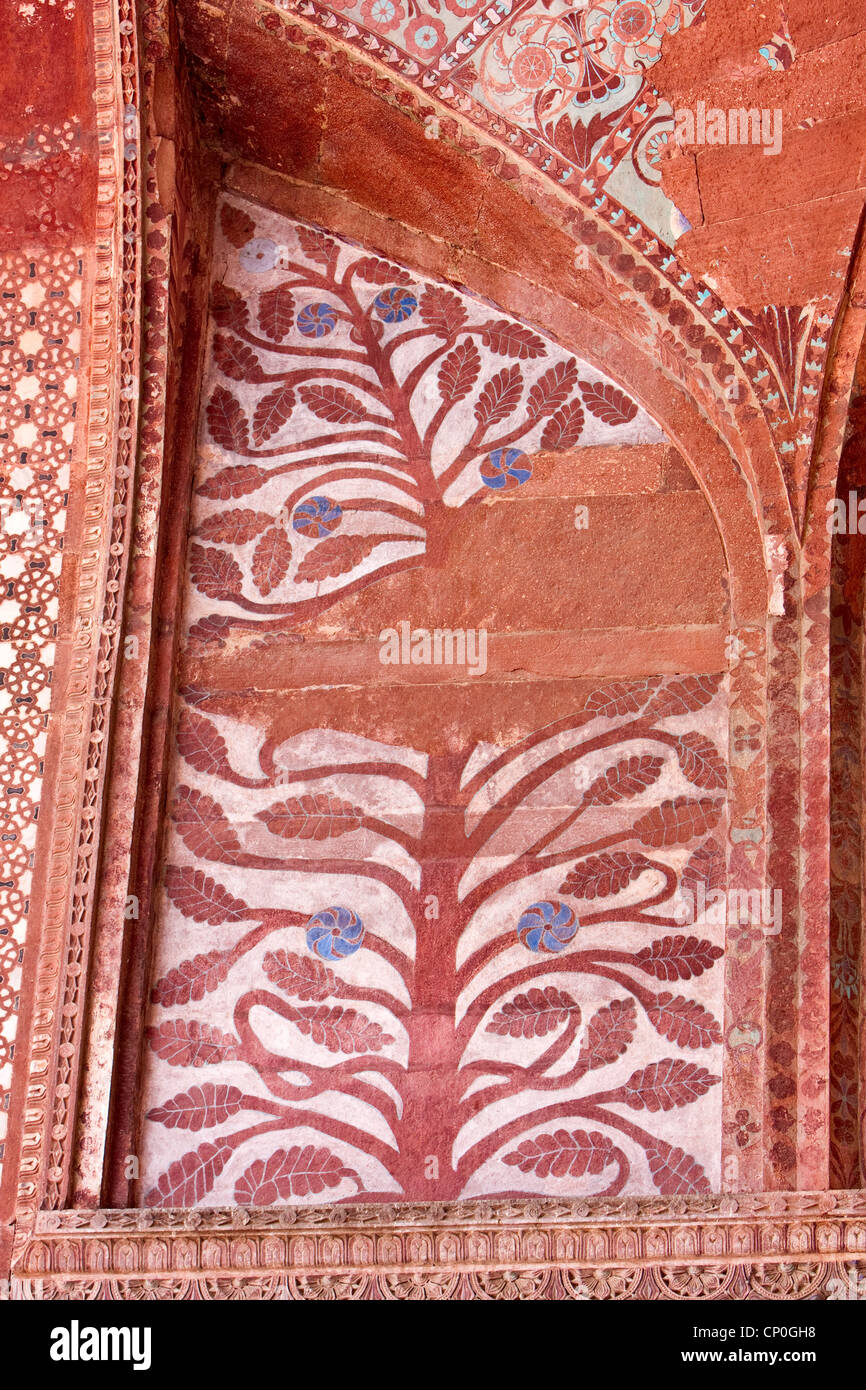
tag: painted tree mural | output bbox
[141,673,728,1205]
[186,196,662,642]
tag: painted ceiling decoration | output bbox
[237,0,835,535]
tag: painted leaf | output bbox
[527,360,579,419]
[258,282,296,342]
[263,949,338,1002]
[148,1083,244,1131]
[189,544,243,599]
[478,319,546,359]
[583,754,663,807]
[145,1140,234,1208]
[577,997,637,1071]
[290,1004,394,1054]
[681,838,726,896]
[645,1139,711,1195]
[299,383,369,424]
[419,285,467,337]
[674,732,726,790]
[540,398,584,450]
[146,1019,240,1067]
[559,851,650,900]
[583,678,661,718]
[644,673,722,719]
[151,950,234,1007]
[635,935,724,982]
[487,986,580,1040]
[212,333,266,383]
[164,865,249,924]
[647,993,723,1049]
[196,464,270,500]
[234,1145,358,1203]
[579,379,638,426]
[252,526,293,595]
[438,339,481,403]
[172,786,242,861]
[294,533,381,583]
[212,283,249,332]
[194,509,273,544]
[632,796,724,848]
[207,386,248,452]
[474,364,522,430]
[297,226,337,265]
[621,1057,720,1111]
[503,1128,615,1178]
[252,385,296,444]
[176,709,232,777]
[220,203,256,248]
[258,792,363,840]
[353,255,411,286]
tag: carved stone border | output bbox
[9,1193,866,1299]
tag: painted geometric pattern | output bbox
[0,251,81,1182]
[187,195,662,643]
[140,673,729,1205]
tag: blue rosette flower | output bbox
[517,900,578,953]
[292,496,343,538]
[297,302,337,338]
[306,906,365,960]
[373,287,418,323]
[481,448,532,489]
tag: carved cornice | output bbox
[10,1194,866,1299]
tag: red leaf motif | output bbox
[647,994,723,1049]
[527,360,579,419]
[478,319,546,359]
[540,398,584,450]
[419,286,467,337]
[207,386,248,452]
[621,1057,720,1111]
[583,754,663,807]
[645,1139,711,1195]
[297,226,338,265]
[258,282,296,342]
[164,865,249,924]
[353,255,412,286]
[194,509,273,544]
[503,1129,615,1178]
[220,203,256,248]
[172,786,242,861]
[212,333,266,383]
[252,385,296,444]
[578,379,638,426]
[148,1083,244,1131]
[176,709,232,777]
[644,673,722,719]
[196,464,270,500]
[438,339,481,403]
[635,935,723,982]
[294,533,381,583]
[263,949,338,1002]
[559,851,650,900]
[252,526,293,596]
[583,678,661,718]
[189,544,243,599]
[212,283,249,333]
[487,986,580,1039]
[257,792,363,840]
[632,797,724,848]
[290,1004,394,1054]
[146,1019,240,1067]
[474,364,523,430]
[145,1140,234,1207]
[234,1145,358,1203]
[151,951,234,1007]
[577,998,637,1070]
[681,838,726,896]
[299,383,370,424]
[674,732,726,790]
